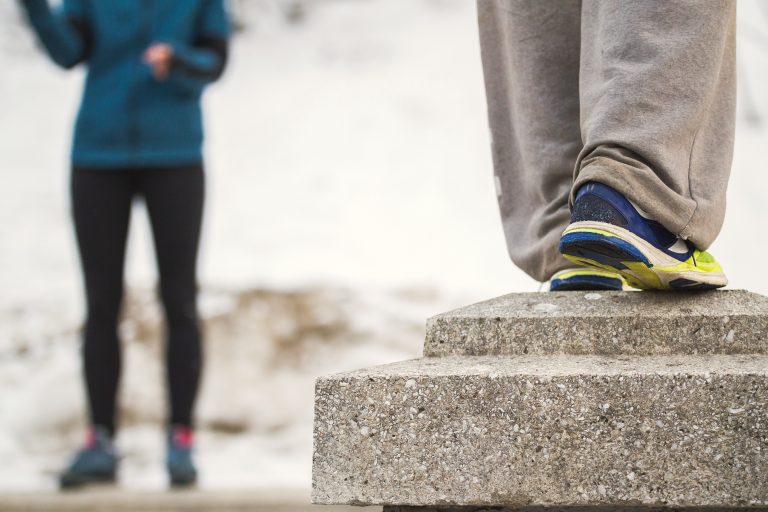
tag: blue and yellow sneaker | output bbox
[59,426,117,489]
[549,268,624,291]
[559,182,727,291]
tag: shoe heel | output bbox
[559,229,651,269]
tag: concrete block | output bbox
[383,508,768,512]
[312,355,768,508]
[425,290,768,356]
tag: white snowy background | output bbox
[0,0,767,491]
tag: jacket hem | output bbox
[71,149,204,170]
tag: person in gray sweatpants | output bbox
[478,0,736,291]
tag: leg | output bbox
[575,0,736,249]
[477,0,582,282]
[71,168,135,435]
[140,165,204,428]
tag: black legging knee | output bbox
[71,165,204,434]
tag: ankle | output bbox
[87,425,114,447]
[169,425,194,449]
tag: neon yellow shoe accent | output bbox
[562,255,662,290]
[560,222,727,291]
[656,249,724,275]
[551,268,624,282]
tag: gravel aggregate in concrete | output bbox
[313,355,768,507]
[424,290,768,356]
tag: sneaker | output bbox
[549,268,624,291]
[59,426,117,489]
[167,425,197,487]
[559,182,727,290]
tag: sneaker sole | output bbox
[550,269,625,292]
[551,280,621,292]
[59,473,116,490]
[170,475,198,488]
[559,221,727,291]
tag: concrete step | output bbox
[425,290,768,356]
[383,509,766,512]
[312,355,768,508]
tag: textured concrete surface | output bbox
[384,508,768,512]
[0,489,376,512]
[424,290,768,356]
[312,355,768,507]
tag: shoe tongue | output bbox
[173,426,194,448]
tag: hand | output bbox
[143,43,174,81]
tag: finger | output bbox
[143,44,169,62]
[143,49,161,63]
[156,44,174,58]
[149,44,172,60]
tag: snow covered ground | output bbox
[0,0,767,491]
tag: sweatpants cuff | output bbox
[572,158,708,247]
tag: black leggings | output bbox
[71,165,204,434]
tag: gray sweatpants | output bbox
[478,0,736,282]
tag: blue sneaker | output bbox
[167,426,197,487]
[549,268,624,291]
[559,182,727,290]
[59,426,117,489]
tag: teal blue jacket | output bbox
[22,0,231,169]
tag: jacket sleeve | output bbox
[20,0,91,69]
[166,0,231,92]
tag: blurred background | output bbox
[0,0,766,496]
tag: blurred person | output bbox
[19,0,231,488]
[478,1,735,292]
